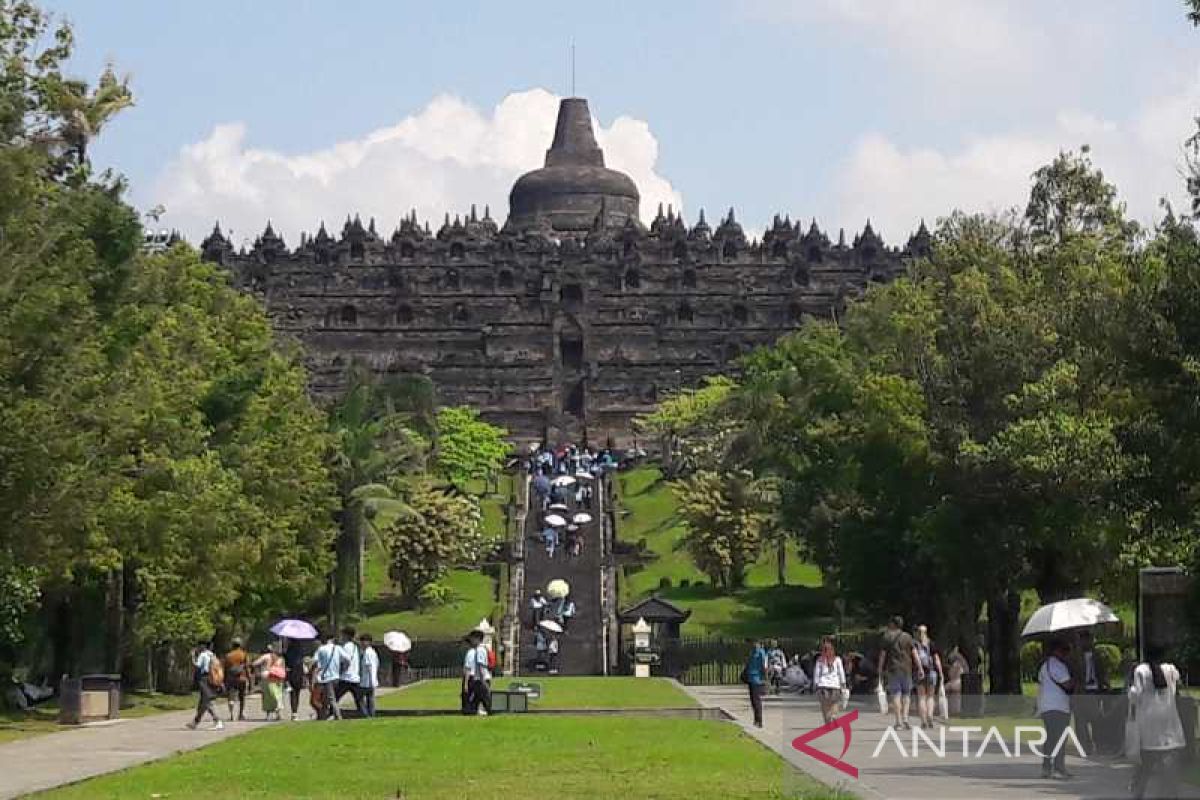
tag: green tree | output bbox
[672,469,772,590]
[385,478,484,600]
[432,405,509,489]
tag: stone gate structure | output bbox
[201,97,930,443]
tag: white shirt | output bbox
[1036,656,1072,715]
[814,657,846,690]
[339,641,361,683]
[193,649,213,674]
[360,646,380,690]
[1129,663,1186,751]
[463,644,491,682]
[314,641,341,684]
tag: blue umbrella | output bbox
[270,618,318,639]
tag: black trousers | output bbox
[465,677,491,714]
[748,683,765,728]
[1040,711,1071,774]
[1130,747,1183,800]
[193,680,219,725]
[335,680,365,715]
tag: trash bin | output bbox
[960,672,985,717]
[59,674,121,724]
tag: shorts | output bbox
[887,672,913,696]
[817,687,840,704]
[920,670,939,688]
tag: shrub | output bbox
[680,579,691,588]
[658,576,673,590]
[417,581,451,608]
[1094,643,1121,680]
[1020,640,1043,681]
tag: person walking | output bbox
[313,632,343,721]
[252,643,286,721]
[767,640,788,695]
[547,635,561,675]
[282,637,308,721]
[944,645,968,718]
[336,626,366,716]
[529,589,547,628]
[534,626,548,671]
[186,640,224,731]
[359,633,380,718]
[223,638,250,722]
[1127,646,1187,799]
[1036,639,1076,780]
[813,637,847,724]
[462,629,492,716]
[913,625,943,728]
[743,638,769,728]
[876,616,919,730]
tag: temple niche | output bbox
[202,97,928,445]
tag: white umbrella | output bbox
[544,514,568,527]
[1021,598,1119,638]
[552,475,577,487]
[539,619,564,633]
[383,631,412,653]
[476,618,494,635]
[575,471,595,480]
[571,512,593,525]
[546,579,570,599]
[548,502,569,511]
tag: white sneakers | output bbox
[212,720,224,731]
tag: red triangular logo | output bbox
[790,709,859,779]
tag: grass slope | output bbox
[377,677,697,711]
[617,466,837,639]
[38,716,828,800]
[355,474,514,640]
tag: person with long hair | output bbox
[813,637,847,724]
[252,643,286,721]
[913,625,944,728]
[1128,646,1186,799]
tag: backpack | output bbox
[487,645,497,670]
[207,655,225,688]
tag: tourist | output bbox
[782,654,810,693]
[560,596,577,629]
[766,640,787,695]
[186,640,224,731]
[743,638,769,728]
[282,637,307,721]
[913,625,943,728]
[529,589,547,627]
[534,626,548,671]
[253,643,286,721]
[542,525,558,559]
[223,637,250,722]
[813,637,847,723]
[533,472,551,509]
[876,615,919,730]
[336,626,366,716]
[1127,645,1186,799]
[944,645,969,718]
[313,632,343,720]
[462,629,492,716]
[1071,630,1109,755]
[1036,639,1075,779]
[359,633,380,718]
[547,634,561,675]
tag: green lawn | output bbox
[377,677,697,711]
[37,716,832,799]
[617,466,837,639]
[0,691,195,744]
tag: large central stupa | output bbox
[506,98,640,233]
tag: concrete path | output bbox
[685,685,1199,800]
[0,687,394,799]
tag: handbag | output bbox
[936,682,949,719]
[839,687,851,711]
[875,680,888,715]
[268,663,287,681]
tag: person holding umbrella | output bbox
[1036,639,1076,779]
[271,619,318,722]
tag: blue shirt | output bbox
[314,641,341,684]
[746,646,768,686]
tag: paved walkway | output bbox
[685,685,1200,800]
[0,688,394,799]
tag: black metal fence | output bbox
[633,633,878,685]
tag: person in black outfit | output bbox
[282,636,309,721]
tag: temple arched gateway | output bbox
[201,98,930,444]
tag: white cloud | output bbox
[834,79,1200,243]
[153,88,683,246]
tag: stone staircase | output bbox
[517,476,605,675]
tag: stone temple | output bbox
[201,97,930,443]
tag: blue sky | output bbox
[52,1,1200,245]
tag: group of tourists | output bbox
[526,442,617,480]
[187,627,381,730]
[528,588,575,673]
[1036,636,1188,796]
